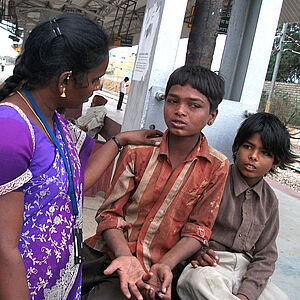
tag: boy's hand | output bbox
[237,294,249,300]
[104,255,151,300]
[143,263,172,300]
[191,247,219,267]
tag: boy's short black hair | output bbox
[232,112,297,173]
[165,65,225,112]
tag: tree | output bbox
[266,23,300,83]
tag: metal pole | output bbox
[265,22,288,112]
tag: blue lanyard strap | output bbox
[22,88,79,216]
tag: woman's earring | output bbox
[60,86,66,98]
[60,72,71,98]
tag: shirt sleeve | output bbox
[0,117,34,194]
[95,146,136,235]
[238,195,279,300]
[181,157,229,246]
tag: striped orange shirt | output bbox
[85,131,229,271]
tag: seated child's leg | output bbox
[257,281,289,300]
[177,251,244,300]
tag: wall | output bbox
[259,81,300,126]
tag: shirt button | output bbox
[149,217,154,222]
[239,233,242,237]
[139,240,144,245]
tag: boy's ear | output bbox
[271,162,280,171]
[207,109,218,126]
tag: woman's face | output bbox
[64,56,108,108]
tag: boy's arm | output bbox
[237,200,279,300]
[103,229,151,300]
[91,147,153,300]
[91,145,139,236]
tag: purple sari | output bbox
[0,103,94,299]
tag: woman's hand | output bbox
[116,129,163,147]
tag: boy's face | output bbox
[164,84,217,138]
[235,133,277,187]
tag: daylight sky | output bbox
[0,27,19,57]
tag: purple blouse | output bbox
[0,103,95,299]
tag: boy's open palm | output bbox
[104,255,151,300]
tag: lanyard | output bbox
[23,88,79,216]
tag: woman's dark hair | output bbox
[0,13,109,101]
[165,65,225,113]
[232,112,298,173]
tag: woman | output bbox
[0,13,160,299]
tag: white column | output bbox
[240,0,283,111]
[122,0,188,132]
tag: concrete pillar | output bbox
[203,0,283,161]
[122,0,188,132]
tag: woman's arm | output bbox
[84,129,161,190]
[0,191,30,300]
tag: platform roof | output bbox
[1,0,299,45]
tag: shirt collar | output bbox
[231,164,264,199]
[159,130,211,163]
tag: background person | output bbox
[76,95,108,138]
[0,54,22,89]
[117,76,129,110]
[0,13,160,300]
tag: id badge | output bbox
[72,227,83,264]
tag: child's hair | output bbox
[232,112,298,173]
[92,95,107,106]
[0,13,108,101]
[165,65,225,112]
[124,77,129,81]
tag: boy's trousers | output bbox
[177,251,289,300]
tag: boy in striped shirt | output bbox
[84,65,229,300]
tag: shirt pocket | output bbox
[172,190,201,222]
[245,223,265,250]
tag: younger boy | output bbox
[83,65,229,300]
[177,112,297,300]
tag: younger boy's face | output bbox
[236,133,277,187]
[164,84,217,138]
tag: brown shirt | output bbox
[209,164,279,300]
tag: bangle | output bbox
[111,136,124,152]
